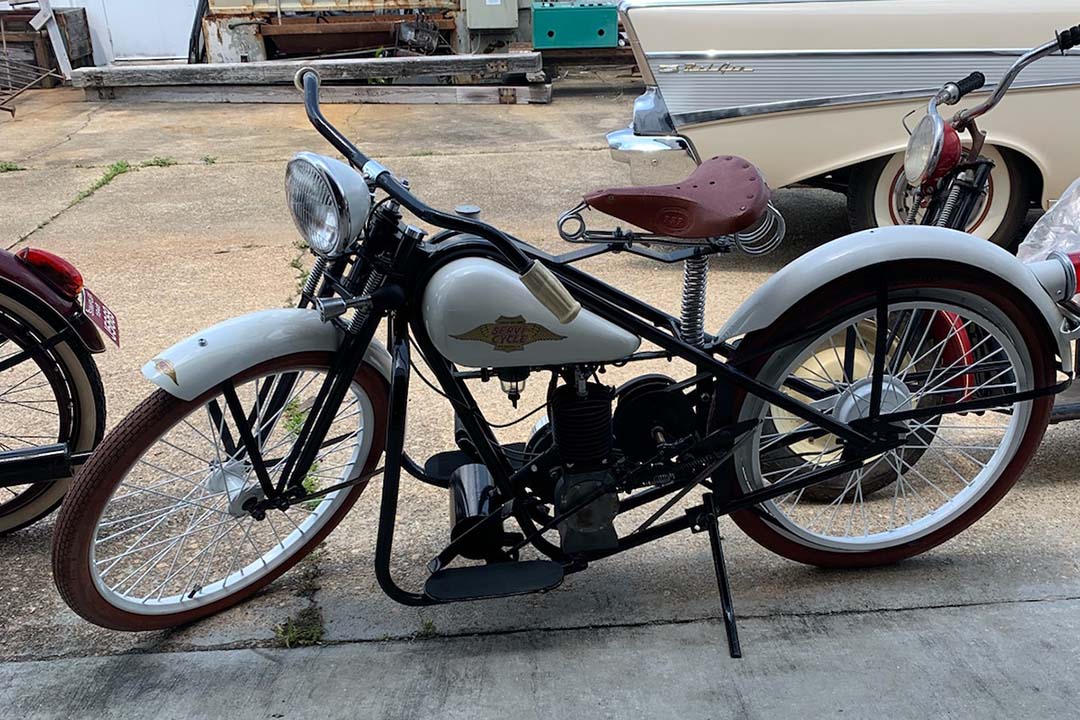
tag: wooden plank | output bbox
[72,52,541,88]
[260,19,456,36]
[208,0,456,12]
[84,83,552,105]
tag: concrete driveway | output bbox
[1,84,1078,719]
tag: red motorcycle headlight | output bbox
[15,247,84,299]
[931,124,963,180]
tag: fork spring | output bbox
[301,257,328,299]
[348,271,384,333]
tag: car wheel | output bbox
[848,146,1031,251]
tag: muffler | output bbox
[448,463,504,560]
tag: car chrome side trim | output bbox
[643,49,1080,126]
[620,0,895,9]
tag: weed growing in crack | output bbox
[274,607,325,648]
[0,161,25,173]
[415,618,437,639]
[141,156,178,168]
[202,155,218,165]
[273,547,327,648]
[74,160,131,203]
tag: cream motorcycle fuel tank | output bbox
[422,258,641,368]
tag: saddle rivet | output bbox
[740,205,747,211]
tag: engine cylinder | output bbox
[549,382,613,468]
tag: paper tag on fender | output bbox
[82,287,120,347]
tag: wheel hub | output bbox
[833,375,914,425]
[204,459,258,517]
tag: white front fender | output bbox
[719,225,1074,373]
[142,308,392,402]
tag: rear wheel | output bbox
[721,266,1054,567]
[848,147,1031,251]
[52,352,387,631]
[0,292,104,535]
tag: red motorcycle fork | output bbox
[932,311,975,401]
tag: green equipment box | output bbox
[532,1,619,50]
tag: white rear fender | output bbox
[718,225,1075,373]
[142,308,392,402]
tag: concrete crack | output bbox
[5,593,1079,664]
[19,105,105,164]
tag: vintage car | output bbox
[609,0,1080,248]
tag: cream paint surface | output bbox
[624,0,1080,204]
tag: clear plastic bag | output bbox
[1017,176,1080,263]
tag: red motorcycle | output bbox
[0,247,117,534]
[898,26,1080,421]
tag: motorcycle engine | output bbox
[549,382,620,555]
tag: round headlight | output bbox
[904,114,944,186]
[286,152,372,258]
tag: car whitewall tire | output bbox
[849,147,1030,251]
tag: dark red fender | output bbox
[0,249,105,353]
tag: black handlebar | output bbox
[954,71,985,99]
[297,69,536,275]
[1059,24,1080,52]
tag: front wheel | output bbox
[847,146,1031,251]
[52,352,387,631]
[720,264,1054,567]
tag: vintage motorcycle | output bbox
[895,27,1080,421]
[53,49,1078,657]
[0,247,116,535]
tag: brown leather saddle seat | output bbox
[583,155,769,239]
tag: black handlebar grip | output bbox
[1058,25,1080,52]
[955,71,986,99]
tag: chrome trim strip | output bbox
[618,3,654,84]
[648,48,1080,60]
[645,50,1080,126]
[620,0,894,9]
[669,80,1080,125]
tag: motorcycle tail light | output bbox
[16,248,84,299]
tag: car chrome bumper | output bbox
[607,128,698,186]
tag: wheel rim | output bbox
[0,307,74,520]
[872,148,1010,243]
[737,294,1032,552]
[89,367,374,614]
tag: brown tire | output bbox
[716,262,1055,568]
[52,352,387,631]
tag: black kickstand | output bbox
[701,492,742,658]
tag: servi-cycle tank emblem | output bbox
[451,315,566,353]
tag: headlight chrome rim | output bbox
[285,152,372,259]
[904,113,945,187]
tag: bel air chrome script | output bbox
[656,62,754,74]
